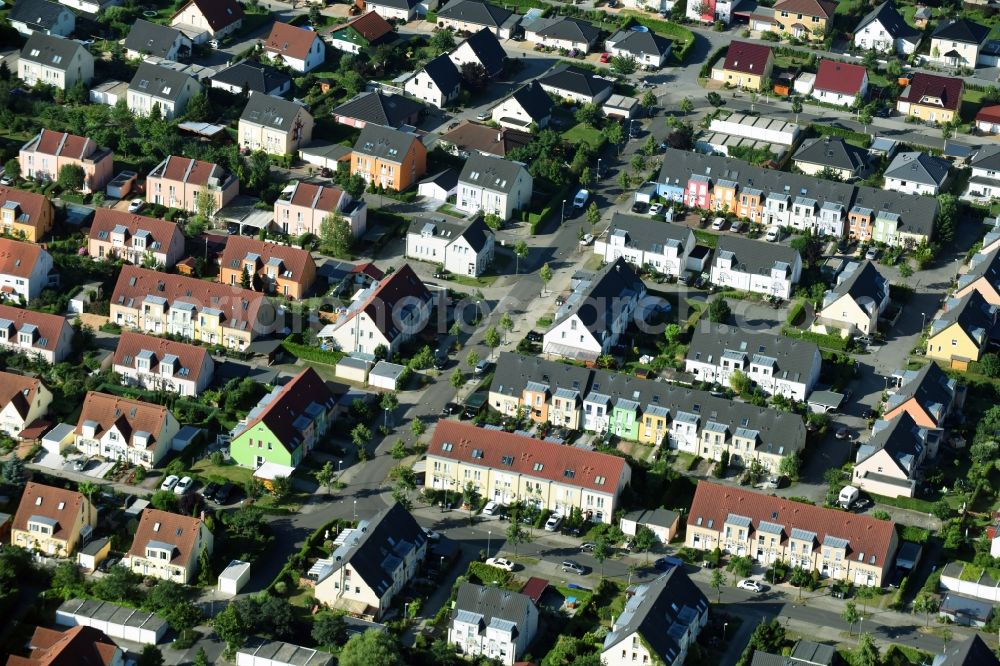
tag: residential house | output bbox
[926,290,998,369]
[0,186,53,242]
[601,569,708,666]
[8,0,75,37]
[0,304,73,363]
[524,16,600,53]
[438,121,532,158]
[427,420,631,522]
[853,1,921,55]
[404,54,461,109]
[19,128,113,194]
[145,155,238,215]
[956,247,1000,305]
[449,27,507,78]
[87,208,185,268]
[313,503,427,620]
[127,61,202,120]
[113,331,215,397]
[110,265,276,350]
[686,481,899,585]
[125,508,213,583]
[364,0,420,21]
[605,29,673,69]
[263,22,326,73]
[219,235,317,299]
[170,0,244,44]
[793,136,869,180]
[983,218,1000,256]
[537,65,612,105]
[685,324,821,400]
[417,170,458,201]
[710,235,802,299]
[239,92,315,156]
[350,124,427,192]
[490,80,553,130]
[230,368,336,469]
[273,181,368,238]
[814,261,889,337]
[436,0,517,38]
[0,237,54,304]
[456,152,531,220]
[124,19,191,61]
[318,264,432,356]
[975,105,1000,135]
[684,0,734,23]
[963,146,1000,202]
[771,0,836,40]
[593,211,696,278]
[896,73,963,124]
[18,33,93,91]
[4,625,124,666]
[0,371,52,440]
[11,482,96,557]
[720,41,773,91]
[210,60,291,96]
[930,18,989,68]
[853,413,929,498]
[543,258,646,362]
[74,391,180,468]
[619,508,680,544]
[489,352,807,468]
[884,151,950,196]
[332,91,424,129]
[810,59,868,108]
[327,12,394,55]
[932,636,1000,666]
[406,216,495,276]
[884,362,960,450]
[854,186,938,246]
[449,583,539,665]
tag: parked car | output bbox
[422,527,441,541]
[174,476,193,494]
[526,330,543,343]
[127,198,144,213]
[476,110,491,121]
[441,402,461,416]
[580,542,596,552]
[72,457,89,472]
[482,501,501,516]
[860,407,876,420]
[711,217,727,231]
[208,38,219,48]
[730,220,746,233]
[600,52,611,63]
[0,173,12,186]
[654,556,683,571]
[737,579,763,592]
[544,514,562,531]
[648,203,663,216]
[202,481,219,500]
[561,560,587,575]
[865,246,879,261]
[579,233,594,246]
[765,226,782,242]
[631,201,649,214]
[474,359,493,375]
[213,482,234,504]
[160,475,179,492]
[486,557,515,571]
[573,189,589,208]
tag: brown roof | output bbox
[900,72,964,112]
[12,482,90,544]
[112,331,211,384]
[977,104,1000,124]
[0,237,45,278]
[0,370,42,420]
[74,391,170,448]
[173,0,244,31]
[112,265,270,336]
[264,22,320,61]
[155,155,230,187]
[6,626,119,666]
[237,367,336,453]
[339,11,393,41]
[429,420,630,493]
[32,129,98,159]
[439,120,532,158]
[287,181,346,211]
[773,0,836,18]
[0,304,70,353]
[350,263,432,341]
[128,507,207,568]
[688,481,897,567]
[220,235,316,286]
[0,186,50,231]
[723,40,773,75]
[90,209,183,253]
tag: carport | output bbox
[807,390,843,414]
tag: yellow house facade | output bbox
[772,0,836,40]
[12,482,96,557]
[926,291,996,370]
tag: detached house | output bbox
[593,211,695,278]
[490,80,553,130]
[263,22,326,73]
[456,152,532,221]
[219,235,317,299]
[404,54,461,109]
[963,146,1000,202]
[930,18,989,69]
[327,12,394,55]
[853,1,920,55]
[771,0,836,40]
[436,0,517,38]
[884,361,960,440]
[956,247,1000,305]
[126,508,213,583]
[926,291,998,369]
[19,129,114,194]
[537,65,612,105]
[170,0,244,44]
[896,73,963,124]
[313,503,427,620]
[439,121,531,158]
[853,413,930,498]
[884,152,950,196]
[210,61,291,97]
[449,583,539,666]
[333,91,424,129]
[229,368,336,470]
[0,304,73,363]
[811,59,868,108]
[113,331,215,397]
[720,41,773,91]
[0,186,53,242]
[8,0,75,37]
[793,136,869,181]
[239,92,314,156]
[6,625,124,666]
[0,371,52,440]
[710,236,801,299]
[0,237,55,303]
[365,0,421,21]
[524,16,600,53]
[976,105,1000,136]
[12,482,96,557]
[815,261,889,338]
[125,19,191,61]
[543,258,646,362]
[145,155,238,215]
[350,124,427,192]
[18,33,93,91]
[74,391,181,468]
[449,27,507,78]
[273,181,367,238]
[127,62,203,120]
[88,208,185,268]
[605,29,673,69]
[406,216,495,277]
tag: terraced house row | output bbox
[489,353,806,471]
[656,148,938,247]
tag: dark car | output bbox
[631,201,649,215]
[434,354,448,370]
[525,330,543,343]
[441,402,461,416]
[654,556,683,571]
[213,482,234,505]
[98,556,121,573]
[202,481,219,500]
[861,407,876,420]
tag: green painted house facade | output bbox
[609,399,640,440]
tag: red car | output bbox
[600,52,611,63]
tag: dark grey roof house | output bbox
[19,32,91,81]
[211,60,292,97]
[8,0,75,37]
[458,152,529,195]
[124,19,190,60]
[793,136,870,180]
[437,0,514,30]
[854,2,920,50]
[449,583,539,663]
[240,91,309,132]
[933,635,1000,666]
[353,123,423,161]
[525,16,600,50]
[856,411,928,480]
[606,29,674,65]
[332,90,425,129]
[538,65,613,104]
[450,27,507,77]
[128,61,203,119]
[884,151,950,193]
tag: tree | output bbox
[313,611,348,648]
[214,603,254,658]
[708,297,731,323]
[430,29,456,54]
[854,633,881,666]
[779,450,801,481]
[185,91,212,122]
[859,107,873,134]
[710,568,725,603]
[460,62,488,91]
[935,194,958,244]
[260,595,296,639]
[391,439,407,459]
[196,185,217,219]
[51,562,87,600]
[352,423,372,449]
[505,507,532,555]
[57,163,85,191]
[344,173,367,200]
[270,475,291,500]
[484,326,501,354]
[630,153,646,176]
[664,323,682,345]
[450,368,463,389]
[247,151,272,192]
[499,312,514,342]
[642,134,658,156]
[513,240,528,275]
[339,628,404,666]
[150,489,179,513]
[640,89,657,110]
[610,54,638,75]
[633,526,656,563]
[320,214,353,258]
[706,91,724,107]
[466,350,480,369]
[309,2,322,24]
[913,592,940,627]
[586,201,601,227]
[380,391,399,430]
[226,504,265,539]
[539,263,552,293]
[842,601,861,636]
[137,645,164,666]
[94,565,141,604]
[240,265,252,289]
[667,124,694,151]
[727,555,753,578]
[411,418,426,437]
[790,230,823,268]
[483,213,504,231]
[3,158,19,182]
[970,439,999,465]
[316,461,336,495]
[856,585,879,613]
[603,122,624,155]
[791,97,802,123]
[679,97,694,115]
[729,370,751,395]
[193,648,209,666]
[575,103,602,127]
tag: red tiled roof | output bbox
[0,237,45,278]
[723,41,772,75]
[977,104,1000,124]
[74,391,170,448]
[173,0,244,31]
[90,209,182,253]
[0,186,50,232]
[688,481,897,566]
[264,22,320,61]
[0,370,42,420]
[238,367,336,454]
[156,155,230,187]
[219,235,316,287]
[33,129,97,160]
[773,0,836,18]
[899,72,964,112]
[288,182,346,212]
[520,577,549,605]
[814,59,868,96]
[112,331,211,385]
[339,11,393,41]
[128,507,206,568]
[6,625,119,666]
[352,262,385,280]
[12,482,90,545]
[0,304,70,353]
[429,420,630,494]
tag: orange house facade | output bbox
[350,125,427,192]
[848,207,873,242]
[522,382,550,424]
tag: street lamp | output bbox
[597,158,602,178]
[404,602,410,618]
[353,499,357,521]
[921,312,926,332]
[629,119,637,139]
[488,530,492,556]
[561,199,567,225]
[723,622,728,642]
[440,556,445,571]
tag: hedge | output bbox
[281,337,345,366]
[700,45,729,79]
[786,299,806,326]
[780,326,851,351]
[621,11,695,61]
[808,123,872,148]
[267,518,345,592]
[528,184,571,234]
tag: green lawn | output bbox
[693,230,718,248]
[562,123,604,149]
[190,458,254,485]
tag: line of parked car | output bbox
[160,474,235,504]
